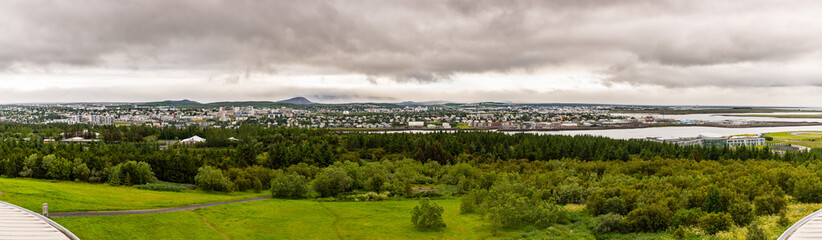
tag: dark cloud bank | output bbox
[2,0,822,87]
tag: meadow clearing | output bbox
[0,177,267,212]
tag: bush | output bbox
[703,187,730,213]
[135,181,195,192]
[109,161,155,186]
[729,202,755,226]
[411,198,446,230]
[194,166,234,192]
[366,174,387,192]
[793,178,822,203]
[487,194,568,229]
[557,183,587,204]
[672,208,705,227]
[626,204,672,232]
[349,191,390,201]
[700,212,733,235]
[313,167,353,197]
[754,194,787,215]
[72,162,91,182]
[594,213,626,234]
[602,197,628,215]
[270,173,308,199]
[746,222,767,240]
[460,190,487,214]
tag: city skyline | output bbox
[2,0,822,106]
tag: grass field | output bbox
[0,178,267,212]
[56,199,522,240]
[762,131,822,148]
[0,177,811,239]
[54,197,806,240]
[728,114,822,118]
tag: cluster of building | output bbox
[645,134,767,147]
[0,103,627,130]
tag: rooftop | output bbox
[780,209,822,240]
[0,201,78,240]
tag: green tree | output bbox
[602,197,628,215]
[700,212,733,235]
[729,202,755,226]
[793,178,822,203]
[411,198,446,230]
[270,173,308,199]
[313,167,353,197]
[626,205,672,232]
[594,213,626,234]
[754,194,787,215]
[194,166,234,192]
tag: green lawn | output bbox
[0,178,267,212]
[54,211,226,240]
[729,114,822,118]
[56,199,520,240]
[762,131,822,148]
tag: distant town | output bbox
[0,98,819,132]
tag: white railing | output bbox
[0,200,80,240]
[779,208,822,240]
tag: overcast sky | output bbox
[2,0,822,106]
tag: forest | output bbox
[1,123,821,238]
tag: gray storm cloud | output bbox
[2,0,822,86]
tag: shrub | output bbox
[270,173,308,199]
[746,222,767,240]
[729,202,755,226]
[703,187,729,213]
[460,190,487,214]
[778,212,791,226]
[487,194,568,229]
[72,161,91,182]
[109,161,155,186]
[754,194,787,215]
[366,174,387,192]
[135,181,195,192]
[350,192,390,201]
[557,183,587,204]
[313,166,353,197]
[700,212,733,235]
[411,198,446,230]
[602,197,628,215]
[626,204,672,232]
[793,178,822,203]
[594,213,626,234]
[672,208,705,227]
[194,166,234,192]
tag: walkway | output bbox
[780,209,822,240]
[50,196,271,217]
[0,200,79,240]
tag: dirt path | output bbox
[193,211,230,240]
[318,202,345,240]
[790,132,822,137]
[49,196,271,217]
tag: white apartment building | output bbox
[727,137,766,147]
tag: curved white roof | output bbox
[0,201,78,240]
[780,209,822,240]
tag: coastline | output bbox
[330,122,822,133]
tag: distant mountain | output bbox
[141,99,203,107]
[277,97,315,105]
[163,99,201,105]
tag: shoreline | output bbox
[331,122,822,133]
